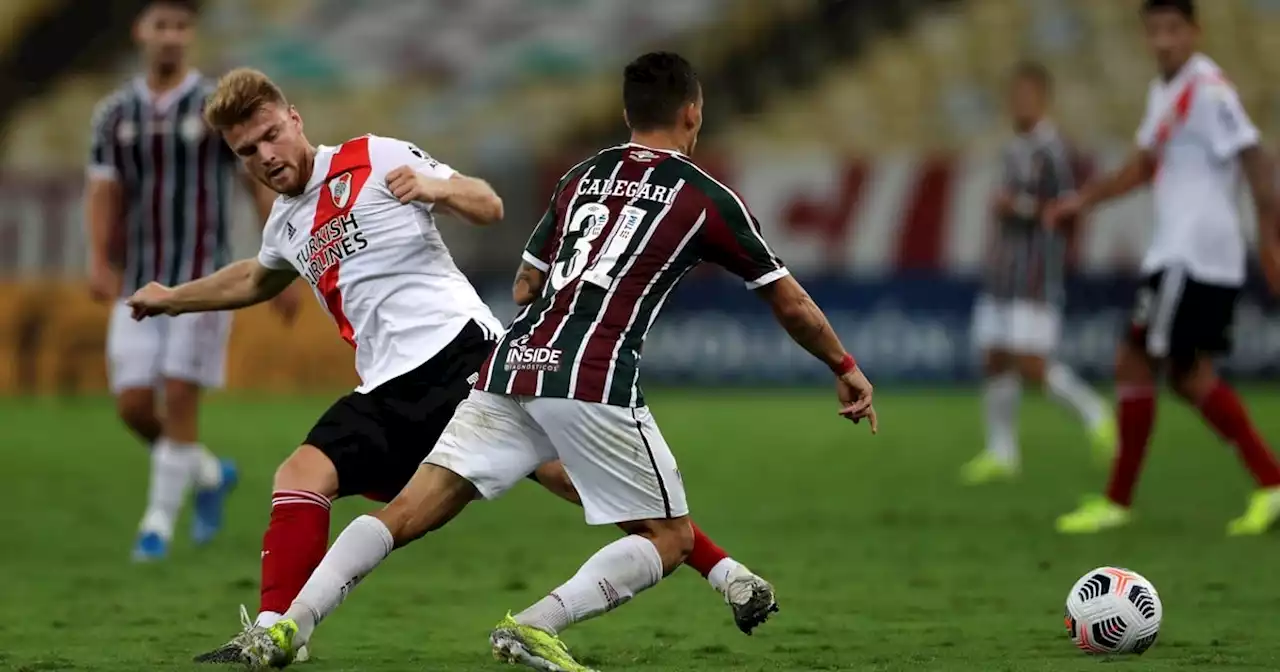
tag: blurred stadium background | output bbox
[3,0,1280,396]
[9,2,1280,670]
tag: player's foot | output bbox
[959,452,1018,485]
[192,459,239,546]
[131,531,168,562]
[490,613,596,672]
[193,606,310,666]
[1089,418,1118,466]
[723,564,778,634]
[1056,495,1131,534]
[1226,487,1280,536]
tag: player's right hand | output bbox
[88,261,120,304]
[836,368,878,434]
[1043,193,1085,231]
[126,282,177,320]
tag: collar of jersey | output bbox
[132,70,203,114]
[623,142,686,157]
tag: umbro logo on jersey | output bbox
[329,172,354,210]
[286,221,297,240]
[630,149,661,162]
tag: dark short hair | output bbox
[622,52,700,132]
[142,0,198,15]
[1142,0,1195,21]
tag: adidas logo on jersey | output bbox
[286,221,297,240]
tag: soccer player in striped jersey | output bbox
[1051,0,1280,535]
[245,52,876,671]
[85,0,298,562]
[961,62,1114,485]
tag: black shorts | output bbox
[1127,268,1239,365]
[305,321,494,501]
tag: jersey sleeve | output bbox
[1135,84,1162,151]
[1202,83,1260,160]
[521,200,559,272]
[87,96,122,182]
[256,207,294,271]
[699,185,789,289]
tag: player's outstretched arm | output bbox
[756,274,877,432]
[1045,150,1155,227]
[126,258,298,319]
[512,261,546,306]
[386,167,504,226]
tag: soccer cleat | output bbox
[1056,495,1132,534]
[192,459,239,546]
[1226,487,1280,536]
[193,606,311,666]
[723,565,778,635]
[959,452,1018,486]
[131,531,168,562]
[490,613,596,672]
[1089,418,1118,466]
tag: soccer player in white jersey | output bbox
[236,52,876,672]
[124,69,778,664]
[1049,0,1280,535]
[86,0,299,562]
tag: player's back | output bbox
[479,143,785,407]
[88,73,240,292]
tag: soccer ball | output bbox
[1064,566,1162,655]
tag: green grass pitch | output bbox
[3,388,1280,671]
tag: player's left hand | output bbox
[387,166,450,205]
[270,281,302,324]
[126,282,177,320]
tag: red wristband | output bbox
[833,353,857,375]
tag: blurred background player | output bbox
[85,0,298,561]
[1051,0,1280,535]
[961,61,1114,485]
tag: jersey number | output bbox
[549,203,646,292]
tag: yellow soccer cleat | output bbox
[490,613,597,672]
[1089,418,1118,467]
[1056,495,1132,534]
[1227,487,1280,536]
[959,452,1018,486]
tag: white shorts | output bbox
[971,295,1061,356]
[425,390,689,525]
[106,301,232,393]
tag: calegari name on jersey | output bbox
[477,143,789,408]
[1136,53,1260,287]
[257,135,501,393]
[88,71,240,294]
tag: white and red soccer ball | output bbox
[1065,566,1162,655]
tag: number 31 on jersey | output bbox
[550,203,647,292]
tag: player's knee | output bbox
[1114,341,1154,384]
[1015,355,1048,386]
[115,391,158,434]
[622,517,693,573]
[273,445,340,497]
[1169,357,1215,403]
[375,465,476,547]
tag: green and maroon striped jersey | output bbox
[476,143,788,407]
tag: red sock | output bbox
[684,522,729,578]
[260,490,331,616]
[1198,382,1280,488]
[1106,386,1156,507]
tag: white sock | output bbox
[285,515,394,645]
[707,557,742,595]
[256,611,282,628]
[188,444,223,490]
[515,535,664,635]
[139,438,195,540]
[1046,362,1107,429]
[983,373,1022,464]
